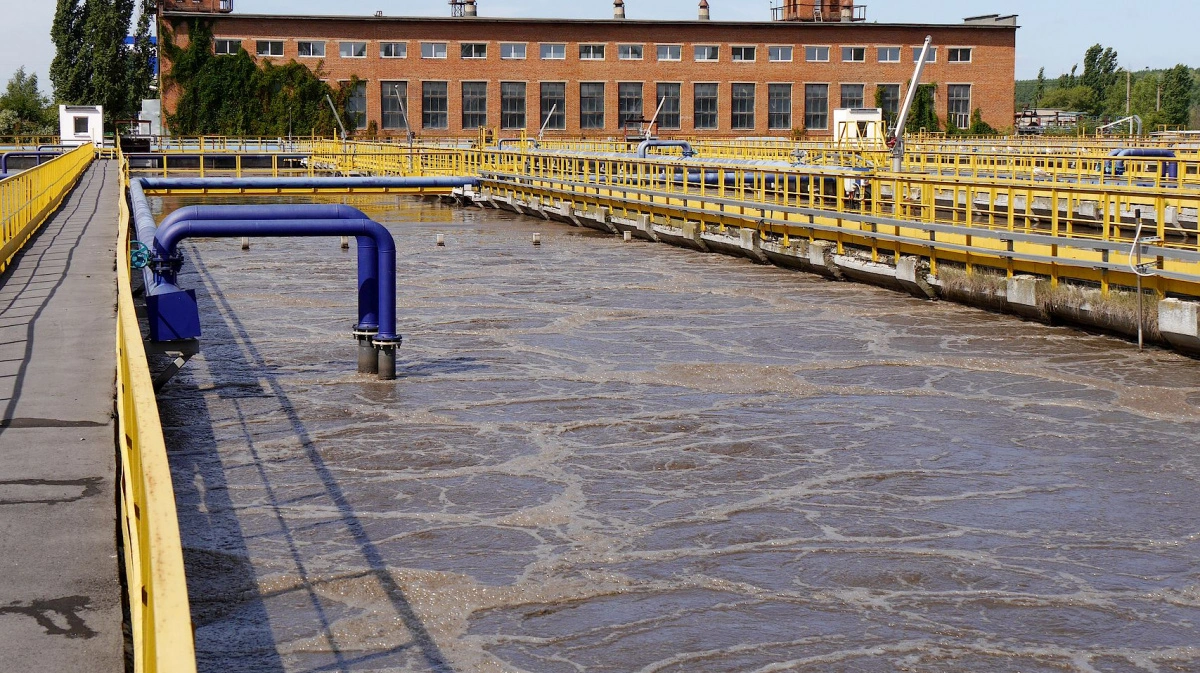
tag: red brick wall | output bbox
[160,14,1016,138]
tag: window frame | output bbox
[460,42,488,60]
[255,40,284,58]
[297,40,325,58]
[421,42,448,59]
[948,47,973,63]
[694,45,720,62]
[500,81,527,130]
[877,83,902,121]
[540,43,566,60]
[341,79,368,130]
[618,44,644,61]
[380,80,409,131]
[540,81,567,130]
[804,82,830,131]
[947,83,972,128]
[339,41,367,59]
[617,81,644,128]
[214,38,242,56]
[579,44,606,61]
[655,82,682,130]
[877,46,901,63]
[768,45,793,62]
[421,80,449,129]
[379,41,408,58]
[730,45,757,63]
[461,81,488,129]
[841,46,866,63]
[656,44,682,62]
[767,82,792,131]
[913,46,937,63]
[730,82,756,130]
[579,81,606,129]
[500,43,526,60]
[804,45,830,62]
[840,82,866,109]
[693,82,719,130]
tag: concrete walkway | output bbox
[0,162,121,670]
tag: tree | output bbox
[1034,67,1046,107]
[968,108,998,135]
[1041,86,1097,113]
[50,0,90,104]
[124,0,156,117]
[51,0,148,123]
[85,0,137,121]
[1,68,52,126]
[907,83,939,133]
[1160,64,1194,127]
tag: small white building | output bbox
[832,108,885,142]
[59,105,104,147]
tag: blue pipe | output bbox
[36,144,74,152]
[636,140,695,159]
[1,151,64,173]
[153,217,399,341]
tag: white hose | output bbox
[1128,215,1157,278]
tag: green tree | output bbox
[85,0,136,121]
[1041,85,1097,113]
[51,0,148,123]
[0,68,53,129]
[1034,67,1046,107]
[50,0,90,104]
[968,108,998,135]
[1160,64,1194,127]
[907,83,939,133]
[124,0,156,117]
[1081,44,1120,98]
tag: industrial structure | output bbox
[155,0,1017,138]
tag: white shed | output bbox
[59,105,104,147]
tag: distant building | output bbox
[155,1,1017,138]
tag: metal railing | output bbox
[115,156,198,673]
[0,143,93,272]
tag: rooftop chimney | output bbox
[465,0,477,17]
[699,0,709,20]
[614,0,625,19]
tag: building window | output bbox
[948,84,971,128]
[339,42,366,58]
[500,43,526,59]
[841,46,865,62]
[840,83,865,108]
[948,48,973,63]
[255,40,283,57]
[214,39,241,55]
[344,80,367,129]
[618,44,643,60]
[540,43,566,60]
[462,82,488,128]
[580,44,605,60]
[805,46,829,62]
[913,46,937,63]
[768,46,793,62]
[768,83,791,130]
[421,42,447,59]
[380,42,406,58]
[501,82,526,130]
[297,41,324,57]
[657,44,681,61]
[73,116,89,134]
[656,83,681,130]
[461,43,487,59]
[422,81,448,129]
[695,45,719,62]
[878,84,901,121]
[381,81,408,130]
[540,82,565,130]
[618,82,643,128]
[693,83,718,130]
[804,83,829,130]
[580,82,605,129]
[731,46,756,63]
[877,47,901,63]
[731,83,755,130]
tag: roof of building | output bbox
[163,12,1020,30]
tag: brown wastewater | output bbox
[150,193,1200,673]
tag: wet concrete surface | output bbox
[152,193,1200,672]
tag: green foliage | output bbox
[1160,64,1194,127]
[907,84,939,133]
[1034,67,1045,107]
[1,68,54,131]
[1040,86,1097,113]
[51,0,152,123]
[1081,44,1120,109]
[968,108,998,135]
[162,19,347,136]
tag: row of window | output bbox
[348,81,974,132]
[217,39,973,64]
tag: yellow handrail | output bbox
[0,144,94,273]
[115,156,198,673]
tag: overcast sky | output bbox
[2,0,1196,95]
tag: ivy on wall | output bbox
[161,19,359,136]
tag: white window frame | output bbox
[421,42,448,59]
[214,38,242,56]
[841,46,866,63]
[656,44,682,62]
[804,45,830,62]
[460,42,488,59]
[296,41,325,58]
[913,46,937,63]
[540,43,566,60]
[579,44,606,61]
[255,40,284,58]
[768,45,793,62]
[500,43,526,60]
[731,45,757,63]
[694,45,719,62]
[380,42,407,59]
[948,47,973,63]
[877,46,901,63]
[947,83,972,128]
[339,41,367,58]
[618,44,644,61]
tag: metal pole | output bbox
[1136,207,1144,350]
[891,35,933,172]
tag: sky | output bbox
[2,0,1197,95]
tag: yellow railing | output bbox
[0,143,94,273]
[116,158,198,673]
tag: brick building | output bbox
[156,0,1018,138]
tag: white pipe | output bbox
[891,35,932,172]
